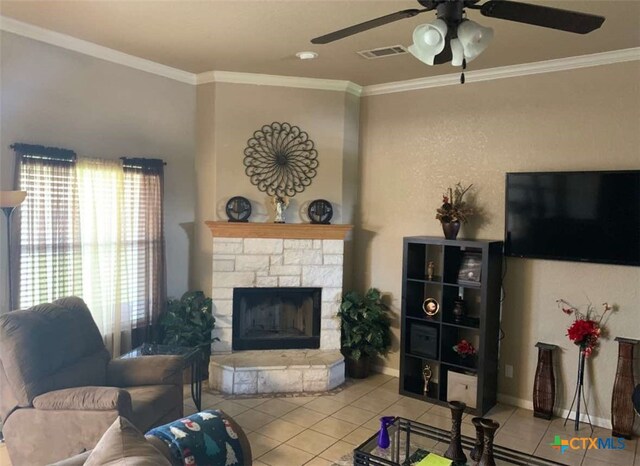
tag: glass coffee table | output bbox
[354,417,565,466]
[120,343,205,411]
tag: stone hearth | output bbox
[209,349,344,394]
[206,222,352,395]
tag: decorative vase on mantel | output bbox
[441,221,460,240]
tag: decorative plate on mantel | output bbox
[225,196,251,222]
[308,199,333,225]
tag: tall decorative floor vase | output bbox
[478,419,499,466]
[533,342,557,420]
[564,346,592,432]
[444,401,467,464]
[611,337,638,439]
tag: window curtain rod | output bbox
[11,143,76,162]
[120,157,166,167]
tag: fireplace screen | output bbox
[232,287,321,350]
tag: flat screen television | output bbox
[505,170,640,266]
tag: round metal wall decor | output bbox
[225,196,252,222]
[243,122,318,197]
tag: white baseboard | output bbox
[370,366,612,429]
[496,393,535,411]
[497,394,611,429]
[372,365,400,378]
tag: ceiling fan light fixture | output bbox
[423,28,442,46]
[408,19,447,66]
[450,38,464,66]
[457,19,494,62]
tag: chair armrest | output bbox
[107,355,184,387]
[32,386,132,415]
[48,450,92,466]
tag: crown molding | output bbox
[362,47,640,96]
[196,70,363,96]
[0,15,362,94]
[0,16,197,85]
[2,15,637,96]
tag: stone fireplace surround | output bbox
[206,222,352,394]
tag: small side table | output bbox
[120,343,204,412]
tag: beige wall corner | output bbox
[341,91,361,292]
[194,82,361,294]
[194,82,217,294]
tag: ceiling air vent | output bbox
[357,45,408,59]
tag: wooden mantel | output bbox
[205,221,353,240]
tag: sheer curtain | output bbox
[122,158,166,341]
[16,145,82,309]
[77,157,129,355]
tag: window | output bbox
[17,147,82,307]
[13,144,165,354]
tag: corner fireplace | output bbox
[232,287,321,350]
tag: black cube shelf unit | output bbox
[400,236,503,416]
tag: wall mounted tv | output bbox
[505,170,640,266]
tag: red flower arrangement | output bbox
[557,299,612,358]
[453,339,476,358]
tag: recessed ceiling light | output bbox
[296,51,318,60]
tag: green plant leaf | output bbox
[159,290,215,347]
[338,287,391,360]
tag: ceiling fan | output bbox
[311,0,605,69]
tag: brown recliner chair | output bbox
[0,297,184,466]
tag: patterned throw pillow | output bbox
[146,410,244,466]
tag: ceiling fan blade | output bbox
[480,0,605,34]
[311,9,428,44]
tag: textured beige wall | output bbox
[194,82,359,294]
[0,32,196,309]
[357,61,640,421]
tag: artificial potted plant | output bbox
[159,291,218,379]
[338,288,392,378]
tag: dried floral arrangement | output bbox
[436,182,474,224]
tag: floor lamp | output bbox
[0,190,27,312]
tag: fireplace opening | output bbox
[232,287,321,350]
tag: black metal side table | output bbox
[120,343,204,411]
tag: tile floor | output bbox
[1,374,638,466]
[187,374,639,466]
